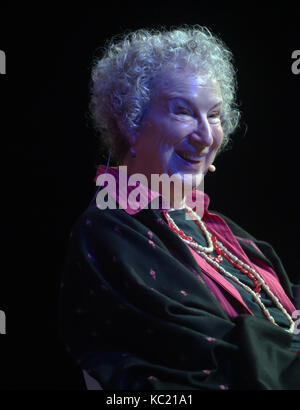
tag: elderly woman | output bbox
[58,26,300,390]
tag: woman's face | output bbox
[128,68,224,201]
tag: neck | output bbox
[121,156,188,209]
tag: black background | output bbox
[0,2,299,389]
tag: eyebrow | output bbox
[167,95,223,111]
[210,100,223,109]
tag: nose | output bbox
[189,117,213,148]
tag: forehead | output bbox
[152,68,222,102]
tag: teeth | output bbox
[185,156,201,161]
[177,152,202,162]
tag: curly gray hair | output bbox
[89,25,241,164]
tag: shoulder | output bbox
[71,202,142,235]
[210,209,280,261]
[209,209,257,241]
[68,202,165,250]
[210,209,295,295]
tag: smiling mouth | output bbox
[175,151,204,164]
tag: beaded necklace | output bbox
[165,205,295,334]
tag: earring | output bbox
[130,146,136,158]
[208,164,216,172]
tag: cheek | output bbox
[162,117,195,145]
[212,124,224,147]
[144,115,196,153]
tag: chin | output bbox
[176,171,204,192]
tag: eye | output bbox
[174,106,193,116]
[168,98,194,117]
[208,112,221,122]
